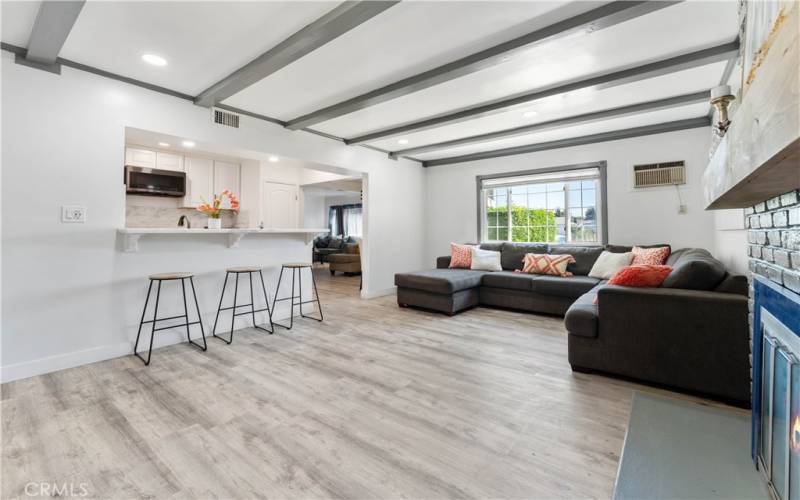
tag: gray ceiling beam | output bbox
[347,40,738,145]
[16,0,85,74]
[284,0,681,130]
[195,1,399,107]
[389,90,710,159]
[423,116,711,167]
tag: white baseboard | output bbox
[1,341,133,383]
[361,286,396,299]
[1,310,295,383]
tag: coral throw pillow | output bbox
[449,243,475,269]
[631,246,670,265]
[608,265,673,287]
[520,253,575,277]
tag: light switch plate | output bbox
[61,205,87,223]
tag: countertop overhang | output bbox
[118,227,330,252]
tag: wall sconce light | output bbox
[711,84,735,137]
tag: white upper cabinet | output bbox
[125,147,156,168]
[155,152,184,172]
[183,157,214,208]
[213,161,240,194]
[213,161,241,209]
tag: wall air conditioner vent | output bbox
[633,160,686,188]
[213,108,240,128]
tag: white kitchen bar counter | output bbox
[119,227,330,252]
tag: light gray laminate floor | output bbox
[1,268,738,499]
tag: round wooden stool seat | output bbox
[226,266,262,273]
[148,272,193,280]
[282,262,312,268]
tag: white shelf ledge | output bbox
[118,228,330,252]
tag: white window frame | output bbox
[476,162,608,245]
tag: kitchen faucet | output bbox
[178,215,191,229]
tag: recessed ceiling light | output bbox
[157,142,170,147]
[397,138,409,145]
[182,140,195,147]
[142,54,167,66]
[523,110,538,118]
[268,156,279,163]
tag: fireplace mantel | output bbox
[703,3,799,210]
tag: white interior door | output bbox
[262,181,298,228]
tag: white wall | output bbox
[1,52,425,380]
[424,128,716,263]
[302,191,327,229]
[713,209,748,274]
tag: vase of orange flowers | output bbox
[197,190,239,229]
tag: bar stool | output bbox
[212,266,274,344]
[134,272,207,366]
[271,263,323,330]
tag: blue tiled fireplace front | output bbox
[751,275,800,499]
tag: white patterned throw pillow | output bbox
[588,251,634,279]
[470,248,502,271]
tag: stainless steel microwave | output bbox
[125,166,186,197]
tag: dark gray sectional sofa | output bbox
[394,243,751,406]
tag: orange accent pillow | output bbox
[608,265,673,287]
[631,246,670,265]
[519,253,575,277]
[449,243,475,269]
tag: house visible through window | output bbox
[329,203,362,238]
[479,165,606,244]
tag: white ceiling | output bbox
[411,102,710,161]
[222,1,600,119]
[308,1,738,138]
[1,0,740,164]
[363,61,727,151]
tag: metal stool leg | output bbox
[213,272,237,344]
[182,277,207,351]
[247,271,273,334]
[259,270,274,333]
[135,280,161,366]
[134,280,154,365]
[300,267,323,322]
[212,272,229,341]
[298,267,303,317]
[189,277,207,351]
[272,266,296,330]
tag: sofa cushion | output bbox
[564,292,599,338]
[530,275,601,298]
[606,243,671,254]
[662,248,726,291]
[715,273,748,296]
[395,269,486,294]
[500,242,549,271]
[328,253,360,264]
[665,247,710,266]
[480,271,536,291]
[548,245,604,276]
[480,242,504,253]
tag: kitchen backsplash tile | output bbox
[125,205,239,228]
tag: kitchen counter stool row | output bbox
[133,263,323,365]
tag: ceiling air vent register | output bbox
[213,109,240,128]
[633,161,686,188]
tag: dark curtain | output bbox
[329,203,362,237]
